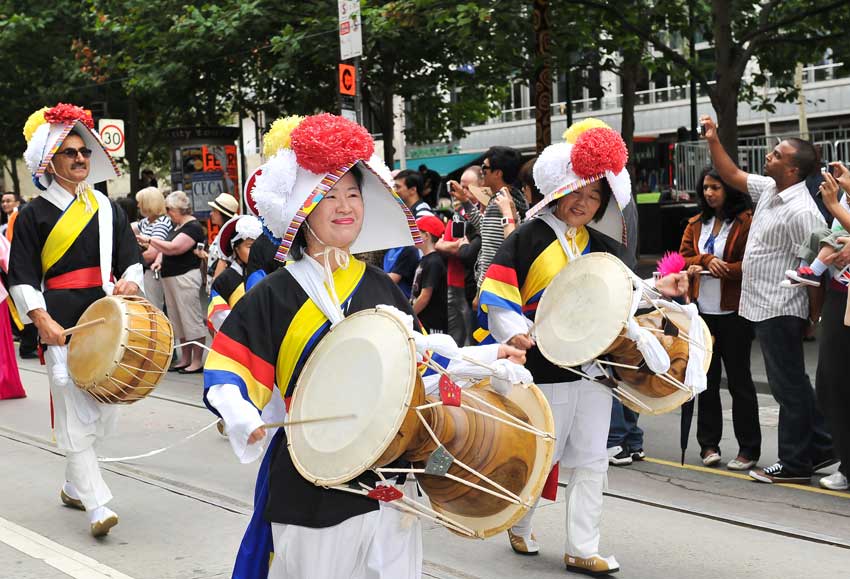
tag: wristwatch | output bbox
[500,216,515,226]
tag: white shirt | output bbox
[696,217,734,315]
[740,175,826,322]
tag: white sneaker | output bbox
[819,471,849,491]
[89,506,119,537]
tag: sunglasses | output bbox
[55,147,93,159]
[481,165,492,173]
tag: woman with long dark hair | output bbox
[680,167,761,470]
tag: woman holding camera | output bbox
[137,191,207,373]
[679,167,760,470]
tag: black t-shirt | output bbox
[161,219,206,278]
[412,251,448,332]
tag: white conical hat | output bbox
[251,114,421,262]
[23,104,120,190]
[528,118,632,243]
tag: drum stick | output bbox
[262,413,356,429]
[61,317,106,337]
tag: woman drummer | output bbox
[479,119,684,576]
[206,214,263,334]
[203,114,524,579]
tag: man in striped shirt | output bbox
[701,115,836,484]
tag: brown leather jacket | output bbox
[679,210,753,312]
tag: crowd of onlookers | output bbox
[5,124,849,492]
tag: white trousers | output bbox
[46,346,117,511]
[511,379,612,557]
[268,503,422,579]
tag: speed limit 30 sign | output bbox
[98,119,125,158]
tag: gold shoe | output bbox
[91,514,119,537]
[564,554,620,575]
[507,529,539,555]
[60,489,85,511]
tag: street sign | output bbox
[98,119,125,158]
[341,108,358,123]
[338,0,362,60]
[339,63,357,96]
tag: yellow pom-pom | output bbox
[23,107,50,143]
[563,118,611,144]
[263,115,304,158]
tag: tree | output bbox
[571,0,850,157]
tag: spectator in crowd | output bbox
[140,169,158,190]
[811,163,850,491]
[394,169,434,218]
[463,146,526,288]
[412,215,448,334]
[804,145,833,224]
[2,192,36,358]
[383,243,421,299]
[1,192,21,237]
[0,233,25,400]
[607,401,644,466]
[438,166,484,345]
[137,191,207,374]
[517,157,544,207]
[418,164,442,207]
[680,167,761,470]
[116,195,138,223]
[206,193,239,279]
[701,114,835,484]
[134,187,172,312]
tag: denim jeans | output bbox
[607,398,643,450]
[754,316,833,473]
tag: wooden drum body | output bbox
[68,296,174,404]
[287,309,555,538]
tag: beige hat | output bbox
[208,193,238,218]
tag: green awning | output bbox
[394,152,483,176]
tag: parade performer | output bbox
[203,113,526,579]
[207,214,264,333]
[8,104,143,537]
[478,119,636,575]
[0,234,26,400]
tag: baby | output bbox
[783,162,850,289]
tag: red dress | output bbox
[0,234,25,399]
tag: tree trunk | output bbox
[127,97,141,197]
[711,0,739,159]
[532,0,552,153]
[8,157,20,195]
[381,83,396,168]
[620,49,640,187]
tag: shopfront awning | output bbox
[394,152,483,176]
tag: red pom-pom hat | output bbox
[570,127,628,179]
[44,103,95,129]
[290,113,375,175]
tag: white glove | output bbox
[375,304,415,332]
[414,332,462,359]
[490,359,533,396]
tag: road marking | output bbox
[645,457,850,499]
[0,515,136,579]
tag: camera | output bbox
[153,269,160,280]
[451,218,466,239]
[698,123,706,137]
[196,242,206,252]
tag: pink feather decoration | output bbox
[657,251,686,277]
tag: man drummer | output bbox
[9,104,143,537]
[203,114,527,579]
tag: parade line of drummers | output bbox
[1,104,847,578]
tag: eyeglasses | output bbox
[55,147,93,159]
[481,165,492,173]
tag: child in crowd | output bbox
[784,162,850,299]
[412,215,448,334]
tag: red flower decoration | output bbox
[290,113,374,175]
[44,103,94,129]
[570,127,627,178]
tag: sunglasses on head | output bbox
[55,147,93,159]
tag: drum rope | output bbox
[97,419,219,463]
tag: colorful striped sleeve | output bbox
[475,231,523,344]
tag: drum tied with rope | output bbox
[67,295,174,404]
[285,308,556,539]
[533,253,712,415]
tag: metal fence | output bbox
[673,128,850,194]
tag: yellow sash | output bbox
[41,189,98,274]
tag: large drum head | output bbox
[617,309,713,415]
[425,380,555,538]
[534,253,634,368]
[287,309,417,486]
[68,296,126,386]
